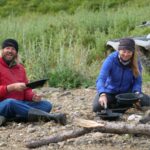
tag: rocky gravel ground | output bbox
[0,83,150,150]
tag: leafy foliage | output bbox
[0,0,149,88]
[49,67,94,89]
[0,0,149,16]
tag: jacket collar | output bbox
[0,57,17,68]
[113,51,131,67]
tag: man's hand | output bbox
[7,83,26,92]
[98,94,107,107]
[32,94,42,102]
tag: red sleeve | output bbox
[24,88,35,101]
[21,66,35,101]
[0,85,7,99]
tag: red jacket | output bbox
[0,57,34,101]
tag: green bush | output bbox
[49,67,94,89]
[0,0,149,88]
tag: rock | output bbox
[58,141,65,148]
[0,86,150,150]
[16,123,25,129]
[58,91,72,97]
[27,127,36,133]
[0,142,7,147]
[127,114,142,123]
[139,110,150,124]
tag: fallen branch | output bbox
[25,118,150,148]
[25,127,92,148]
[75,118,150,135]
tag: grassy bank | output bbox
[0,0,150,88]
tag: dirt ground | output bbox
[0,82,150,150]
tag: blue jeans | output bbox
[0,98,52,119]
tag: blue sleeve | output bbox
[96,55,113,94]
[132,60,142,93]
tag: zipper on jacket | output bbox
[118,68,125,92]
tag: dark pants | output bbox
[0,98,52,119]
[92,93,150,112]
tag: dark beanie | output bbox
[118,38,135,52]
[2,39,19,53]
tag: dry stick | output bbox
[25,118,150,149]
[25,128,91,148]
[76,118,150,135]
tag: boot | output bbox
[28,109,67,125]
[139,116,150,124]
[139,110,150,124]
[0,116,6,126]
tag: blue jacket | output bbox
[96,51,142,94]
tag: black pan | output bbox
[116,93,143,105]
[111,107,129,113]
[97,112,122,121]
[26,79,48,89]
[97,107,128,115]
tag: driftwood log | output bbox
[25,118,150,148]
[26,127,90,148]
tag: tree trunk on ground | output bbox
[25,127,91,148]
[25,118,150,148]
[75,118,150,135]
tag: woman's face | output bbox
[119,49,133,61]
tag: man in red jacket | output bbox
[0,39,66,126]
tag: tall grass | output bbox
[0,0,150,88]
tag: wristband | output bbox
[100,93,106,97]
[135,91,140,94]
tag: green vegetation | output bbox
[0,0,150,88]
[0,0,134,17]
[143,71,150,83]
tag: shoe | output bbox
[28,109,67,125]
[50,113,67,125]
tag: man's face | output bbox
[2,46,17,63]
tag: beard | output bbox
[2,52,17,66]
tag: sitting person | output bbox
[0,38,66,126]
[93,38,150,112]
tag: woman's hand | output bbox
[98,94,107,107]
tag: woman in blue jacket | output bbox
[93,38,150,112]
